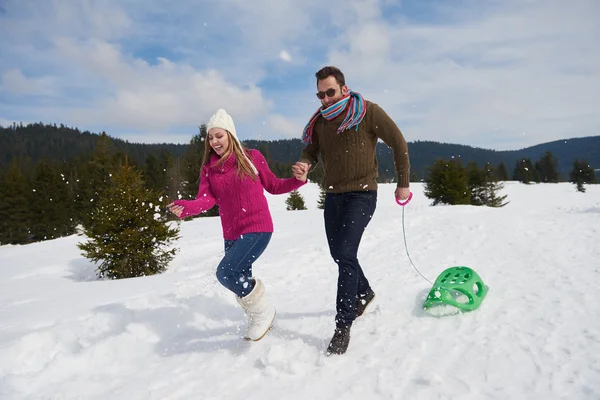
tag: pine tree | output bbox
[29,159,75,241]
[317,183,326,210]
[286,190,307,210]
[143,154,163,192]
[569,159,597,193]
[181,126,205,199]
[143,150,173,193]
[165,157,183,203]
[466,162,508,207]
[480,163,509,207]
[78,133,117,228]
[496,161,509,181]
[424,159,470,206]
[467,162,486,206]
[77,162,180,279]
[513,158,537,184]
[531,160,541,183]
[536,151,559,183]
[180,125,219,217]
[0,160,31,244]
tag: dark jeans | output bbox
[216,232,272,297]
[324,191,377,328]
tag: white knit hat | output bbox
[206,109,258,175]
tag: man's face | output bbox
[316,76,348,108]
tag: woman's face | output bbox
[208,128,230,156]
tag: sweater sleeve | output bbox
[299,126,320,167]
[171,166,217,218]
[370,103,411,187]
[251,150,307,195]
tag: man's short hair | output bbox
[315,66,346,86]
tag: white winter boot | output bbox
[236,279,276,341]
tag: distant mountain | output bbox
[1,122,598,181]
[0,122,188,169]
[242,136,600,180]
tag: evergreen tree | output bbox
[569,159,597,193]
[467,162,485,206]
[410,171,420,182]
[165,157,183,204]
[480,162,509,207]
[69,158,93,227]
[0,160,31,244]
[29,159,75,241]
[317,184,326,210]
[286,190,307,210]
[259,143,270,163]
[181,126,205,199]
[513,158,537,184]
[269,161,293,178]
[78,133,117,228]
[180,125,219,217]
[143,149,173,193]
[532,160,541,183]
[424,159,470,206]
[536,151,559,183]
[496,161,509,181]
[77,162,180,279]
[143,154,163,192]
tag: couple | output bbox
[168,66,411,356]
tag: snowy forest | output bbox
[0,123,597,247]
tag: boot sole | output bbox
[244,310,276,342]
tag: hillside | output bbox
[1,123,599,180]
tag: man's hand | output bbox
[395,187,410,201]
[292,162,311,182]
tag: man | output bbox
[292,66,411,355]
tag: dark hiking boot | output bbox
[356,288,376,317]
[326,325,351,355]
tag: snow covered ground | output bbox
[1,182,599,400]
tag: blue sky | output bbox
[0,0,598,150]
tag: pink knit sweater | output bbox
[172,149,307,240]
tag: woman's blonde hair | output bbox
[202,130,257,181]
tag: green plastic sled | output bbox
[423,266,489,312]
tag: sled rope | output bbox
[399,195,434,285]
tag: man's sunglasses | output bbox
[316,88,337,99]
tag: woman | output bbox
[168,109,307,341]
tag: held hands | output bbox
[167,202,185,218]
[292,162,311,182]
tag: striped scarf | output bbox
[301,91,367,144]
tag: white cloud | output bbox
[325,0,600,148]
[0,117,24,127]
[1,69,55,96]
[279,50,292,63]
[267,114,303,139]
[52,37,271,131]
[1,0,598,148]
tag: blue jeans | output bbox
[324,191,377,328]
[215,232,272,297]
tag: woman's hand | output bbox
[292,162,310,182]
[167,202,185,218]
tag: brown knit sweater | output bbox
[300,100,410,193]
